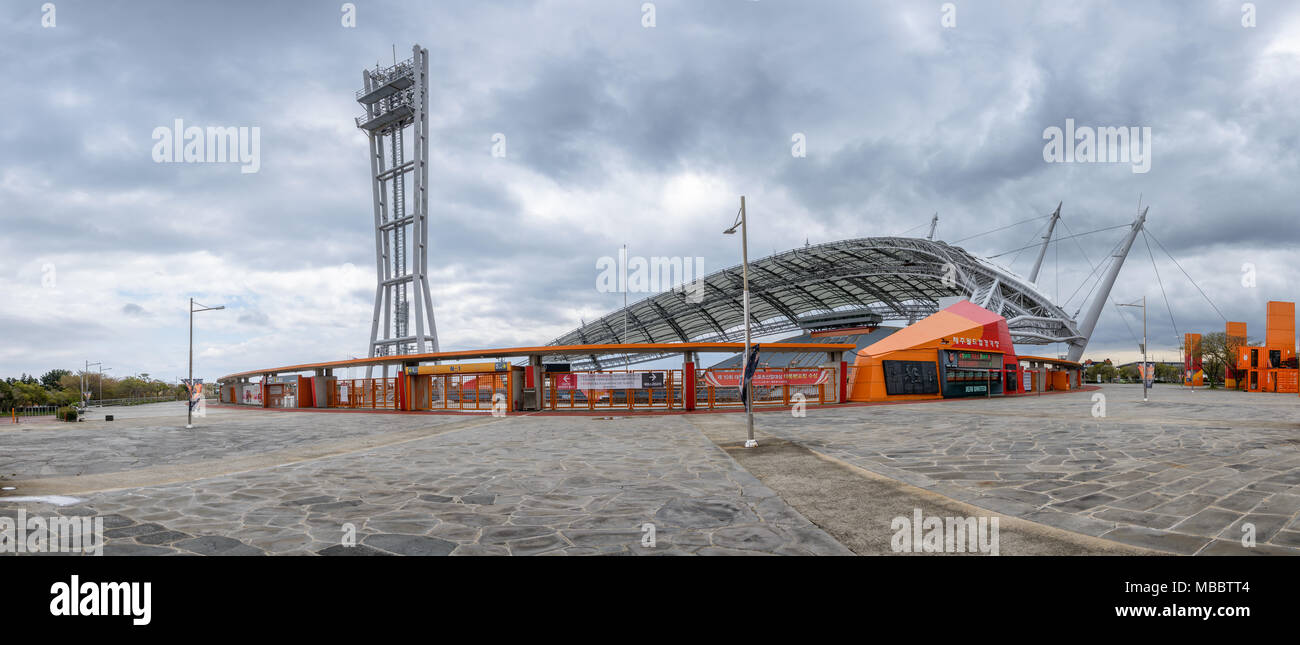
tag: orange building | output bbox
[1225,321,1247,389]
[1183,332,1203,387]
[1234,301,1297,393]
[848,300,1024,402]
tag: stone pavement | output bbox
[750,385,1300,555]
[0,405,847,556]
[2,386,1298,556]
[0,403,461,480]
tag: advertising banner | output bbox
[554,373,666,390]
[241,384,262,405]
[183,379,204,412]
[703,369,831,388]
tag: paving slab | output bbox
[2,405,844,556]
[4,386,1300,556]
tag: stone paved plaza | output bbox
[0,404,847,556]
[2,384,1299,555]
[753,385,1300,555]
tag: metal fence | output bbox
[85,394,199,407]
[3,405,58,418]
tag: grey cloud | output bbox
[238,310,271,327]
[1,0,1297,378]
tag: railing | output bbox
[543,367,832,411]
[544,370,682,411]
[86,395,189,408]
[3,405,58,418]
[330,378,397,410]
[424,372,509,411]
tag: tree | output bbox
[1086,362,1118,382]
[1154,363,1180,383]
[1200,332,1244,389]
[40,369,72,390]
[12,382,50,406]
[58,373,82,393]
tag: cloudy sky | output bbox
[1,0,1297,382]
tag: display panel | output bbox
[882,360,940,395]
[938,350,1004,397]
[947,350,1001,369]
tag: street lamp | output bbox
[99,366,111,406]
[1117,296,1148,402]
[84,360,102,408]
[189,298,225,429]
[724,196,757,448]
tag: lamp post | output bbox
[724,196,756,448]
[189,298,225,429]
[1117,297,1148,402]
[99,366,111,406]
[84,360,102,408]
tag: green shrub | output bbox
[56,406,78,422]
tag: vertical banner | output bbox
[740,344,761,411]
[184,379,205,415]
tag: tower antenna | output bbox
[355,45,438,377]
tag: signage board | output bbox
[702,369,830,388]
[553,372,667,390]
[408,362,502,375]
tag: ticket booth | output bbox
[849,300,1015,402]
[405,361,523,411]
[265,376,299,408]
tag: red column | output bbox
[397,372,407,411]
[683,361,696,411]
[838,360,848,403]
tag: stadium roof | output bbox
[545,237,1085,369]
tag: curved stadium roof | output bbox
[545,237,1085,369]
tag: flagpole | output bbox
[741,197,755,447]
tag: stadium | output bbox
[211,45,1165,414]
[214,45,1277,414]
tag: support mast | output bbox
[1066,206,1147,362]
[1028,202,1061,284]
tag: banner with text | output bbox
[554,372,666,390]
[703,369,831,388]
